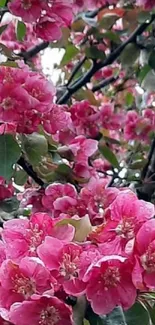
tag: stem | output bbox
[58,14,155,104]
[17,157,44,187]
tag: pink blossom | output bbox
[42,183,77,212]
[43,105,72,135]
[132,219,155,289]
[90,191,155,254]
[38,237,86,295]
[85,256,136,315]
[68,136,98,165]
[9,0,73,41]
[2,213,74,261]
[10,296,73,325]
[124,110,154,143]
[8,0,42,23]
[80,177,119,225]
[0,257,51,308]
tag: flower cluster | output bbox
[0,65,55,134]
[9,0,73,41]
[0,189,154,325]
[0,20,41,69]
[124,109,155,143]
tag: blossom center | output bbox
[27,223,43,254]
[12,273,36,297]
[102,267,120,289]
[39,306,60,325]
[59,253,79,280]
[2,97,13,110]
[141,245,155,272]
[115,218,134,239]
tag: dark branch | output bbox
[66,56,87,86]
[17,157,44,187]
[57,14,155,104]
[19,41,49,61]
[137,137,155,201]
[92,75,118,92]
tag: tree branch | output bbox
[17,157,44,187]
[137,137,155,201]
[19,41,49,61]
[57,14,155,104]
[66,56,87,86]
[92,75,118,92]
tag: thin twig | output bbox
[92,75,118,92]
[19,41,49,61]
[57,14,155,104]
[17,157,44,187]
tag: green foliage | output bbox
[61,44,79,66]
[99,143,119,168]
[120,43,140,67]
[0,0,7,7]
[22,133,48,166]
[86,303,150,325]
[0,135,21,180]
[16,21,26,41]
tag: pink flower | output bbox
[43,105,72,135]
[35,17,63,42]
[0,257,51,308]
[2,213,74,261]
[68,136,98,165]
[10,296,73,325]
[124,111,153,143]
[132,219,155,289]
[24,74,55,112]
[91,191,155,254]
[85,256,136,315]
[38,237,86,295]
[9,0,42,23]
[80,177,119,225]
[42,183,77,212]
[99,103,124,131]
[9,0,73,41]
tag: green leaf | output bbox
[0,61,19,67]
[16,21,26,41]
[99,14,120,30]
[0,197,19,213]
[85,46,106,60]
[148,50,155,70]
[22,133,48,166]
[0,135,21,180]
[125,92,134,107]
[105,303,150,325]
[14,169,28,186]
[61,45,79,66]
[0,0,7,7]
[138,64,151,83]
[148,306,155,324]
[56,163,72,177]
[120,43,140,67]
[102,31,121,43]
[129,159,147,170]
[99,144,119,168]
